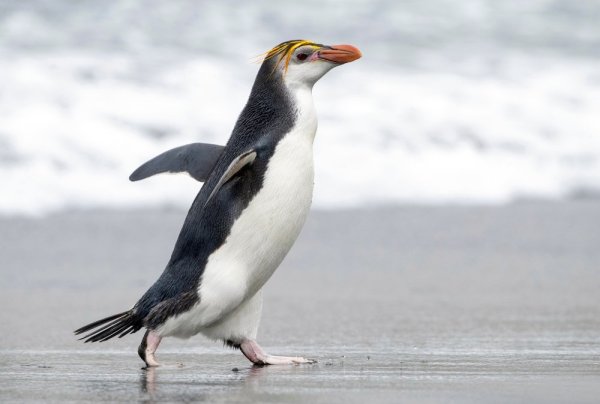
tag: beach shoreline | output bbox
[1,201,599,402]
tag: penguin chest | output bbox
[195,127,316,329]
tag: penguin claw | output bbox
[142,353,160,368]
[290,357,317,364]
[259,355,317,365]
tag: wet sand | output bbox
[1,202,599,402]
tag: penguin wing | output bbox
[129,143,225,182]
[205,149,257,206]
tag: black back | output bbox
[134,57,298,321]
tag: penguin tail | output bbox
[74,310,143,343]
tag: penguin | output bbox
[75,40,362,367]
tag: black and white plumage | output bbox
[75,40,362,366]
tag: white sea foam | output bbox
[1,1,599,216]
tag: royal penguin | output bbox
[75,40,362,366]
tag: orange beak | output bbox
[317,44,362,64]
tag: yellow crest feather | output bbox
[257,39,320,74]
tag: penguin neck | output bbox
[234,67,317,147]
[229,68,296,147]
[283,81,317,144]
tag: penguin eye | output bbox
[296,53,308,61]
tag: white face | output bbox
[281,45,338,89]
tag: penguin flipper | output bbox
[205,149,257,206]
[129,142,225,182]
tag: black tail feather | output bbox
[75,310,143,343]
[74,312,127,335]
[77,315,127,339]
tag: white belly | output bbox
[199,130,315,318]
[158,100,317,338]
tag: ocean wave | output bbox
[1,1,599,215]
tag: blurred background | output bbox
[1,0,599,215]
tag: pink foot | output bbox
[138,330,162,367]
[240,339,317,365]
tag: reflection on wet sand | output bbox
[138,360,273,402]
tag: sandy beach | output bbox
[1,201,599,402]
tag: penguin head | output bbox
[262,40,362,88]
